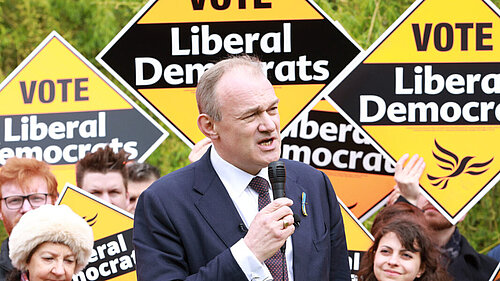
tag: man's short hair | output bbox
[196,55,264,121]
[0,157,58,202]
[127,162,160,182]
[76,146,130,191]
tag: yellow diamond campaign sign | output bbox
[326,0,500,224]
[0,31,168,188]
[57,184,135,281]
[339,200,374,280]
[96,0,361,147]
[282,98,395,221]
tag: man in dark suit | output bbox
[133,55,350,280]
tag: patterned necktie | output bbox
[249,176,288,281]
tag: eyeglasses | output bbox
[1,193,50,210]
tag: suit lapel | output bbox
[286,174,314,281]
[192,153,314,281]
[193,150,246,248]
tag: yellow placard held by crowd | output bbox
[56,184,135,281]
[327,0,500,224]
[0,31,167,191]
[96,0,361,147]
[339,199,374,280]
[282,98,395,221]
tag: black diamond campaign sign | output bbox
[97,0,361,147]
[326,0,500,224]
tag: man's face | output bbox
[416,195,453,231]
[211,67,281,175]
[0,176,54,234]
[127,179,155,214]
[80,171,129,211]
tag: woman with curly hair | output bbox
[358,217,451,281]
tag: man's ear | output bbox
[197,114,218,140]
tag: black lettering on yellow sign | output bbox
[412,22,493,52]
[282,110,394,175]
[191,0,271,11]
[74,229,135,281]
[20,78,89,104]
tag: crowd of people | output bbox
[0,55,498,281]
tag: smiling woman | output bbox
[6,205,94,281]
[357,218,451,281]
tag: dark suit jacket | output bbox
[447,230,499,281]
[133,150,350,280]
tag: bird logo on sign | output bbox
[427,140,493,190]
[83,213,98,227]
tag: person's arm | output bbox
[134,185,294,281]
[323,172,350,280]
[230,239,272,280]
[392,153,425,206]
[133,189,246,281]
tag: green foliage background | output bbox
[0,0,498,253]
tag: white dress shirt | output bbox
[210,147,294,281]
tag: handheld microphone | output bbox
[268,161,289,255]
[268,161,286,200]
[268,161,301,228]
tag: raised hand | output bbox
[393,153,425,205]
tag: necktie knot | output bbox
[249,176,271,211]
[249,176,270,195]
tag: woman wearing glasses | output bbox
[0,157,59,281]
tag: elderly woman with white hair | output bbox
[7,204,93,281]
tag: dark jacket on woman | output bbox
[0,239,13,281]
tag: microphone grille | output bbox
[268,161,286,183]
